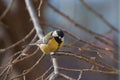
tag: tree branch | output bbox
[25,0,60,79]
[0,0,14,20]
[25,0,44,39]
[0,28,35,54]
[47,2,118,49]
[80,0,120,33]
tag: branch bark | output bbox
[25,0,59,79]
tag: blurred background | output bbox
[0,0,119,80]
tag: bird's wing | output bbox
[43,31,53,44]
[29,39,43,46]
[29,31,53,46]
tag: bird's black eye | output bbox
[57,30,64,38]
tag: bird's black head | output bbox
[52,30,64,44]
[52,30,64,38]
[57,30,64,38]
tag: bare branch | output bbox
[58,73,76,80]
[80,0,120,33]
[50,53,59,74]
[0,28,35,54]
[38,0,43,17]
[35,66,53,80]
[0,0,118,80]
[25,0,44,39]
[25,0,60,79]
[59,67,119,74]
[0,0,14,20]
[47,2,118,49]
[11,53,46,80]
[77,70,83,80]
[56,51,117,71]
[40,22,118,54]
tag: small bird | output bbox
[33,30,64,54]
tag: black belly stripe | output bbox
[54,37,62,46]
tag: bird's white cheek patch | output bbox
[61,37,64,41]
[52,31,58,37]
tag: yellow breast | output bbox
[40,38,64,54]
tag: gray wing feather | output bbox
[29,31,53,46]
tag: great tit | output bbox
[33,30,64,54]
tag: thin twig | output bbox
[56,51,117,71]
[77,70,83,80]
[0,28,35,54]
[64,45,120,64]
[59,67,119,74]
[11,53,46,80]
[49,72,58,80]
[35,66,53,80]
[48,72,76,80]
[12,34,38,63]
[12,47,39,65]
[58,73,76,80]
[80,0,120,33]
[0,65,12,80]
[3,66,11,80]
[47,2,117,49]
[41,22,120,65]
[0,0,14,20]
[0,66,9,77]
[40,22,118,54]
[38,0,43,17]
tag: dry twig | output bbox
[47,2,118,49]
[0,0,14,20]
[80,0,120,33]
